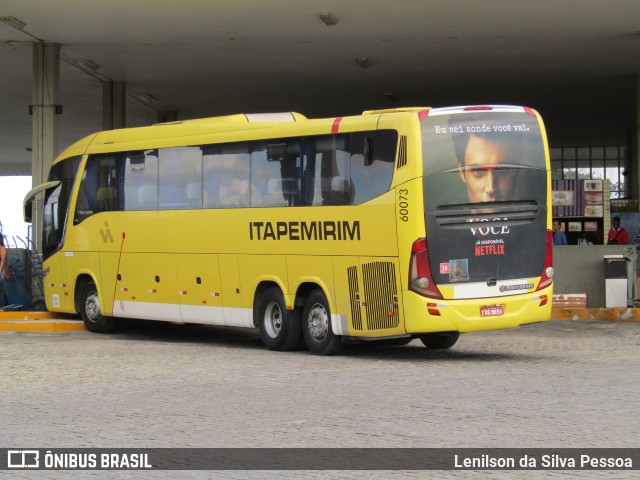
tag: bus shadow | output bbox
[108,322,540,362]
[342,344,537,362]
[111,322,265,350]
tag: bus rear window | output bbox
[421,111,545,177]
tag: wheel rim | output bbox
[307,303,328,342]
[264,301,282,338]
[84,291,102,324]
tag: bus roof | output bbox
[155,111,308,126]
[56,106,539,161]
[55,109,395,159]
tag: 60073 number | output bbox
[398,188,409,222]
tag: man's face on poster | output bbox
[457,134,517,204]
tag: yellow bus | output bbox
[25,106,553,355]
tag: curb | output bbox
[551,307,640,322]
[0,311,85,332]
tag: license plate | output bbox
[480,305,504,317]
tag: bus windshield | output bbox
[42,156,81,259]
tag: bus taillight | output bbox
[463,106,493,111]
[409,238,443,299]
[536,230,554,291]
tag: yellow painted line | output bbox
[552,308,640,322]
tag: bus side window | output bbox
[206,143,251,208]
[74,154,119,223]
[302,140,316,205]
[306,131,395,206]
[266,178,284,205]
[250,143,271,206]
[137,185,158,209]
[281,141,301,206]
[203,147,224,207]
[253,141,301,207]
[322,135,350,205]
[350,130,397,204]
[305,135,345,206]
[95,186,116,210]
[158,146,202,209]
[330,175,350,204]
[123,150,158,210]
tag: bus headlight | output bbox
[545,266,554,279]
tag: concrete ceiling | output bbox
[1,0,639,175]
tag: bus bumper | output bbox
[403,286,553,334]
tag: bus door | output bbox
[25,156,83,312]
[36,180,74,312]
[176,253,225,325]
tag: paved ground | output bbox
[1,320,639,479]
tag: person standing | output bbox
[552,220,567,245]
[0,235,8,309]
[607,216,629,245]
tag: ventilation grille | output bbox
[435,201,538,229]
[362,261,399,330]
[347,266,363,330]
[396,135,408,168]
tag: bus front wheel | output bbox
[302,289,344,356]
[80,281,117,333]
[419,332,460,350]
[257,287,301,351]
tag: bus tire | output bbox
[257,287,301,351]
[302,289,344,356]
[419,332,460,350]
[80,281,116,333]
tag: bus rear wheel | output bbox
[80,281,116,333]
[419,332,460,350]
[257,287,301,351]
[302,289,344,356]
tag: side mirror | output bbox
[23,180,61,223]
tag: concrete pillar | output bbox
[636,73,640,210]
[103,80,126,130]
[31,43,60,251]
